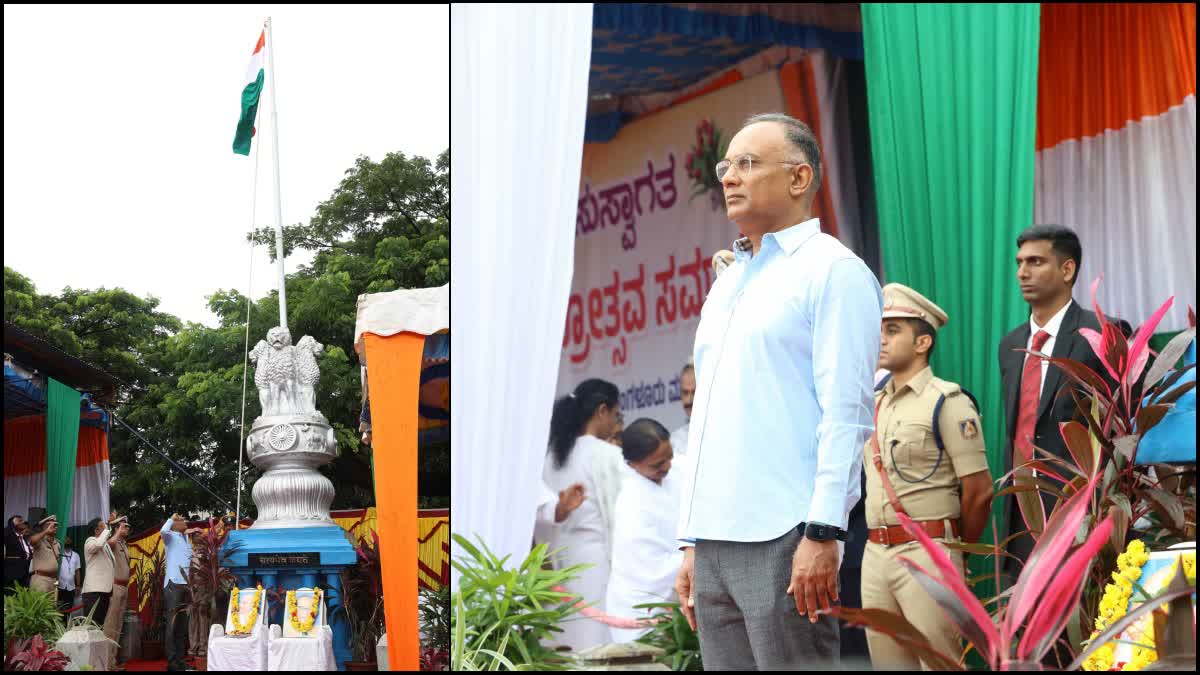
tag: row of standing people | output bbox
[535,231,1122,666]
[534,368,697,650]
[4,511,201,671]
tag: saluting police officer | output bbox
[861,284,994,670]
[28,515,63,595]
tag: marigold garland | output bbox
[228,584,263,635]
[1083,541,1196,671]
[286,587,322,635]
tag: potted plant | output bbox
[4,634,70,671]
[828,284,1198,670]
[4,583,66,662]
[182,518,243,671]
[339,531,385,671]
[133,546,167,661]
[450,534,589,670]
[633,601,702,671]
[418,585,450,670]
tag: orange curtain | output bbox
[4,416,108,475]
[363,332,425,672]
[1037,3,1196,150]
[779,59,840,239]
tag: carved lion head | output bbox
[267,326,293,349]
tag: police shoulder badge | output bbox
[959,418,979,440]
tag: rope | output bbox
[235,102,264,529]
[106,411,235,514]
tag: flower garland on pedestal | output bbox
[1083,541,1197,671]
[228,584,263,636]
[286,587,323,636]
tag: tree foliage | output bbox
[3,150,449,529]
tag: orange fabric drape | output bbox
[4,416,108,476]
[779,60,840,239]
[363,332,425,672]
[1037,3,1196,151]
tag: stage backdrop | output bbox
[558,71,785,432]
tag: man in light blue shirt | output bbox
[674,112,882,670]
[161,513,198,671]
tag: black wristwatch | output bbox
[802,521,847,542]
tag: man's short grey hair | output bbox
[741,112,822,195]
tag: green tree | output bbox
[2,147,451,528]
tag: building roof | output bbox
[4,321,126,393]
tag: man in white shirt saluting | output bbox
[674,112,882,670]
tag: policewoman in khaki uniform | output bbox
[862,284,994,670]
[28,515,62,595]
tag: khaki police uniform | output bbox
[861,284,990,671]
[103,518,131,666]
[29,516,62,595]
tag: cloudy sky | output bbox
[4,4,448,327]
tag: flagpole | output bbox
[266,16,287,328]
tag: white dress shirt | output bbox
[669,422,689,458]
[1027,299,1074,399]
[58,548,80,591]
[677,219,882,543]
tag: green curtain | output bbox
[862,2,1041,608]
[46,378,81,547]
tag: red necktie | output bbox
[1015,330,1051,462]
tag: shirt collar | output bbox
[885,366,934,397]
[1030,299,1073,338]
[732,218,821,260]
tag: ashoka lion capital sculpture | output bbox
[245,326,339,528]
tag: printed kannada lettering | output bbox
[577,154,678,252]
[563,247,715,367]
[619,372,685,414]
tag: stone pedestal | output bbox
[572,643,672,671]
[223,526,356,671]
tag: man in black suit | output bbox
[998,224,1130,665]
[4,515,34,594]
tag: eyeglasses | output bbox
[715,155,802,180]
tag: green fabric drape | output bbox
[46,378,81,547]
[862,2,1042,607]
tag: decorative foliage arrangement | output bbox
[132,545,167,642]
[451,534,589,671]
[3,583,65,647]
[684,119,730,211]
[633,601,703,671]
[337,530,386,663]
[419,585,450,670]
[830,281,1197,671]
[5,635,70,672]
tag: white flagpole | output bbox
[266,16,287,328]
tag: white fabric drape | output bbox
[450,3,594,590]
[1035,95,1197,332]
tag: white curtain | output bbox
[450,3,594,590]
[1035,95,1197,332]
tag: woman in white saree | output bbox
[538,378,625,651]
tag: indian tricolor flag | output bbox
[1034,3,1195,333]
[233,28,266,156]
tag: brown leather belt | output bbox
[34,570,58,579]
[113,578,130,587]
[868,519,959,547]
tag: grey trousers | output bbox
[695,526,840,671]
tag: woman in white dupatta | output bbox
[538,378,624,651]
[606,418,685,644]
